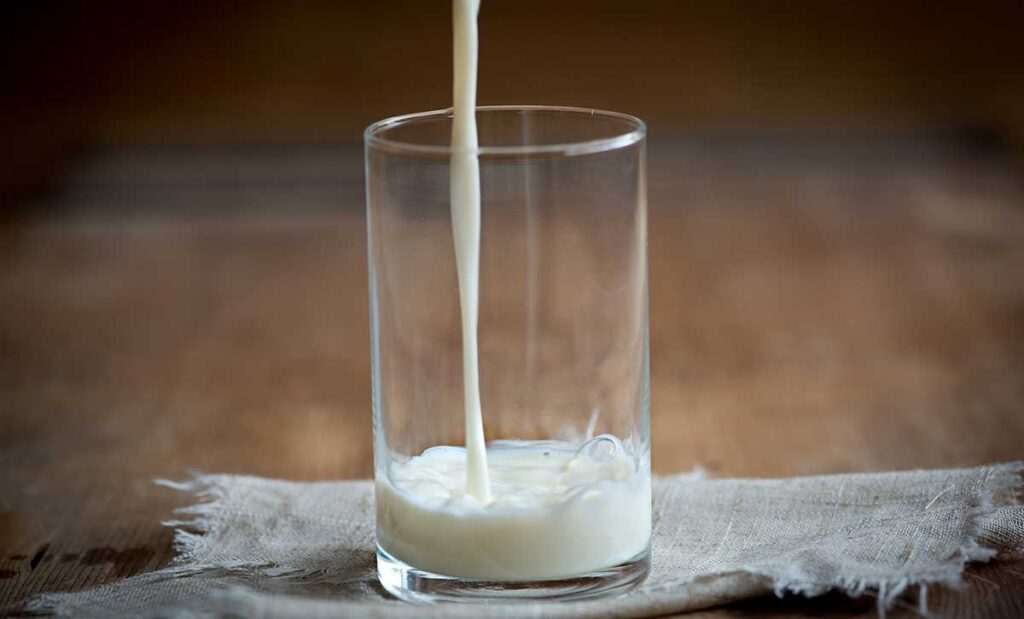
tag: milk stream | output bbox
[450,0,491,503]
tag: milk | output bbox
[377,437,651,579]
[450,0,491,503]
[376,0,650,580]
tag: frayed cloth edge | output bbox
[21,463,1022,618]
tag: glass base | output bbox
[376,546,650,603]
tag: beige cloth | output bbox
[26,463,1024,618]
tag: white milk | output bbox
[376,0,651,579]
[377,436,651,579]
[450,0,491,503]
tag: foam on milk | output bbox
[377,436,652,579]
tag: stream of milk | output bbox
[449,0,491,503]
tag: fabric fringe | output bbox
[155,476,237,569]
[20,464,1021,618]
[156,465,1023,613]
[153,476,374,587]
[158,464,1023,614]
[770,462,1024,617]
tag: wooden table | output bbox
[2,136,1022,617]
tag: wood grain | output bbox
[1,139,1022,616]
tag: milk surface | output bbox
[377,436,651,579]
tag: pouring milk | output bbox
[375,0,651,580]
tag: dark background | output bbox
[4,0,1024,207]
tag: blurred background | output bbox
[4,0,1024,206]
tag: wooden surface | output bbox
[1,137,1023,617]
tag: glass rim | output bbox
[364,105,646,156]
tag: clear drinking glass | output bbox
[365,106,650,602]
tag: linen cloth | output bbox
[27,463,1024,618]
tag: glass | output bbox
[365,106,650,602]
